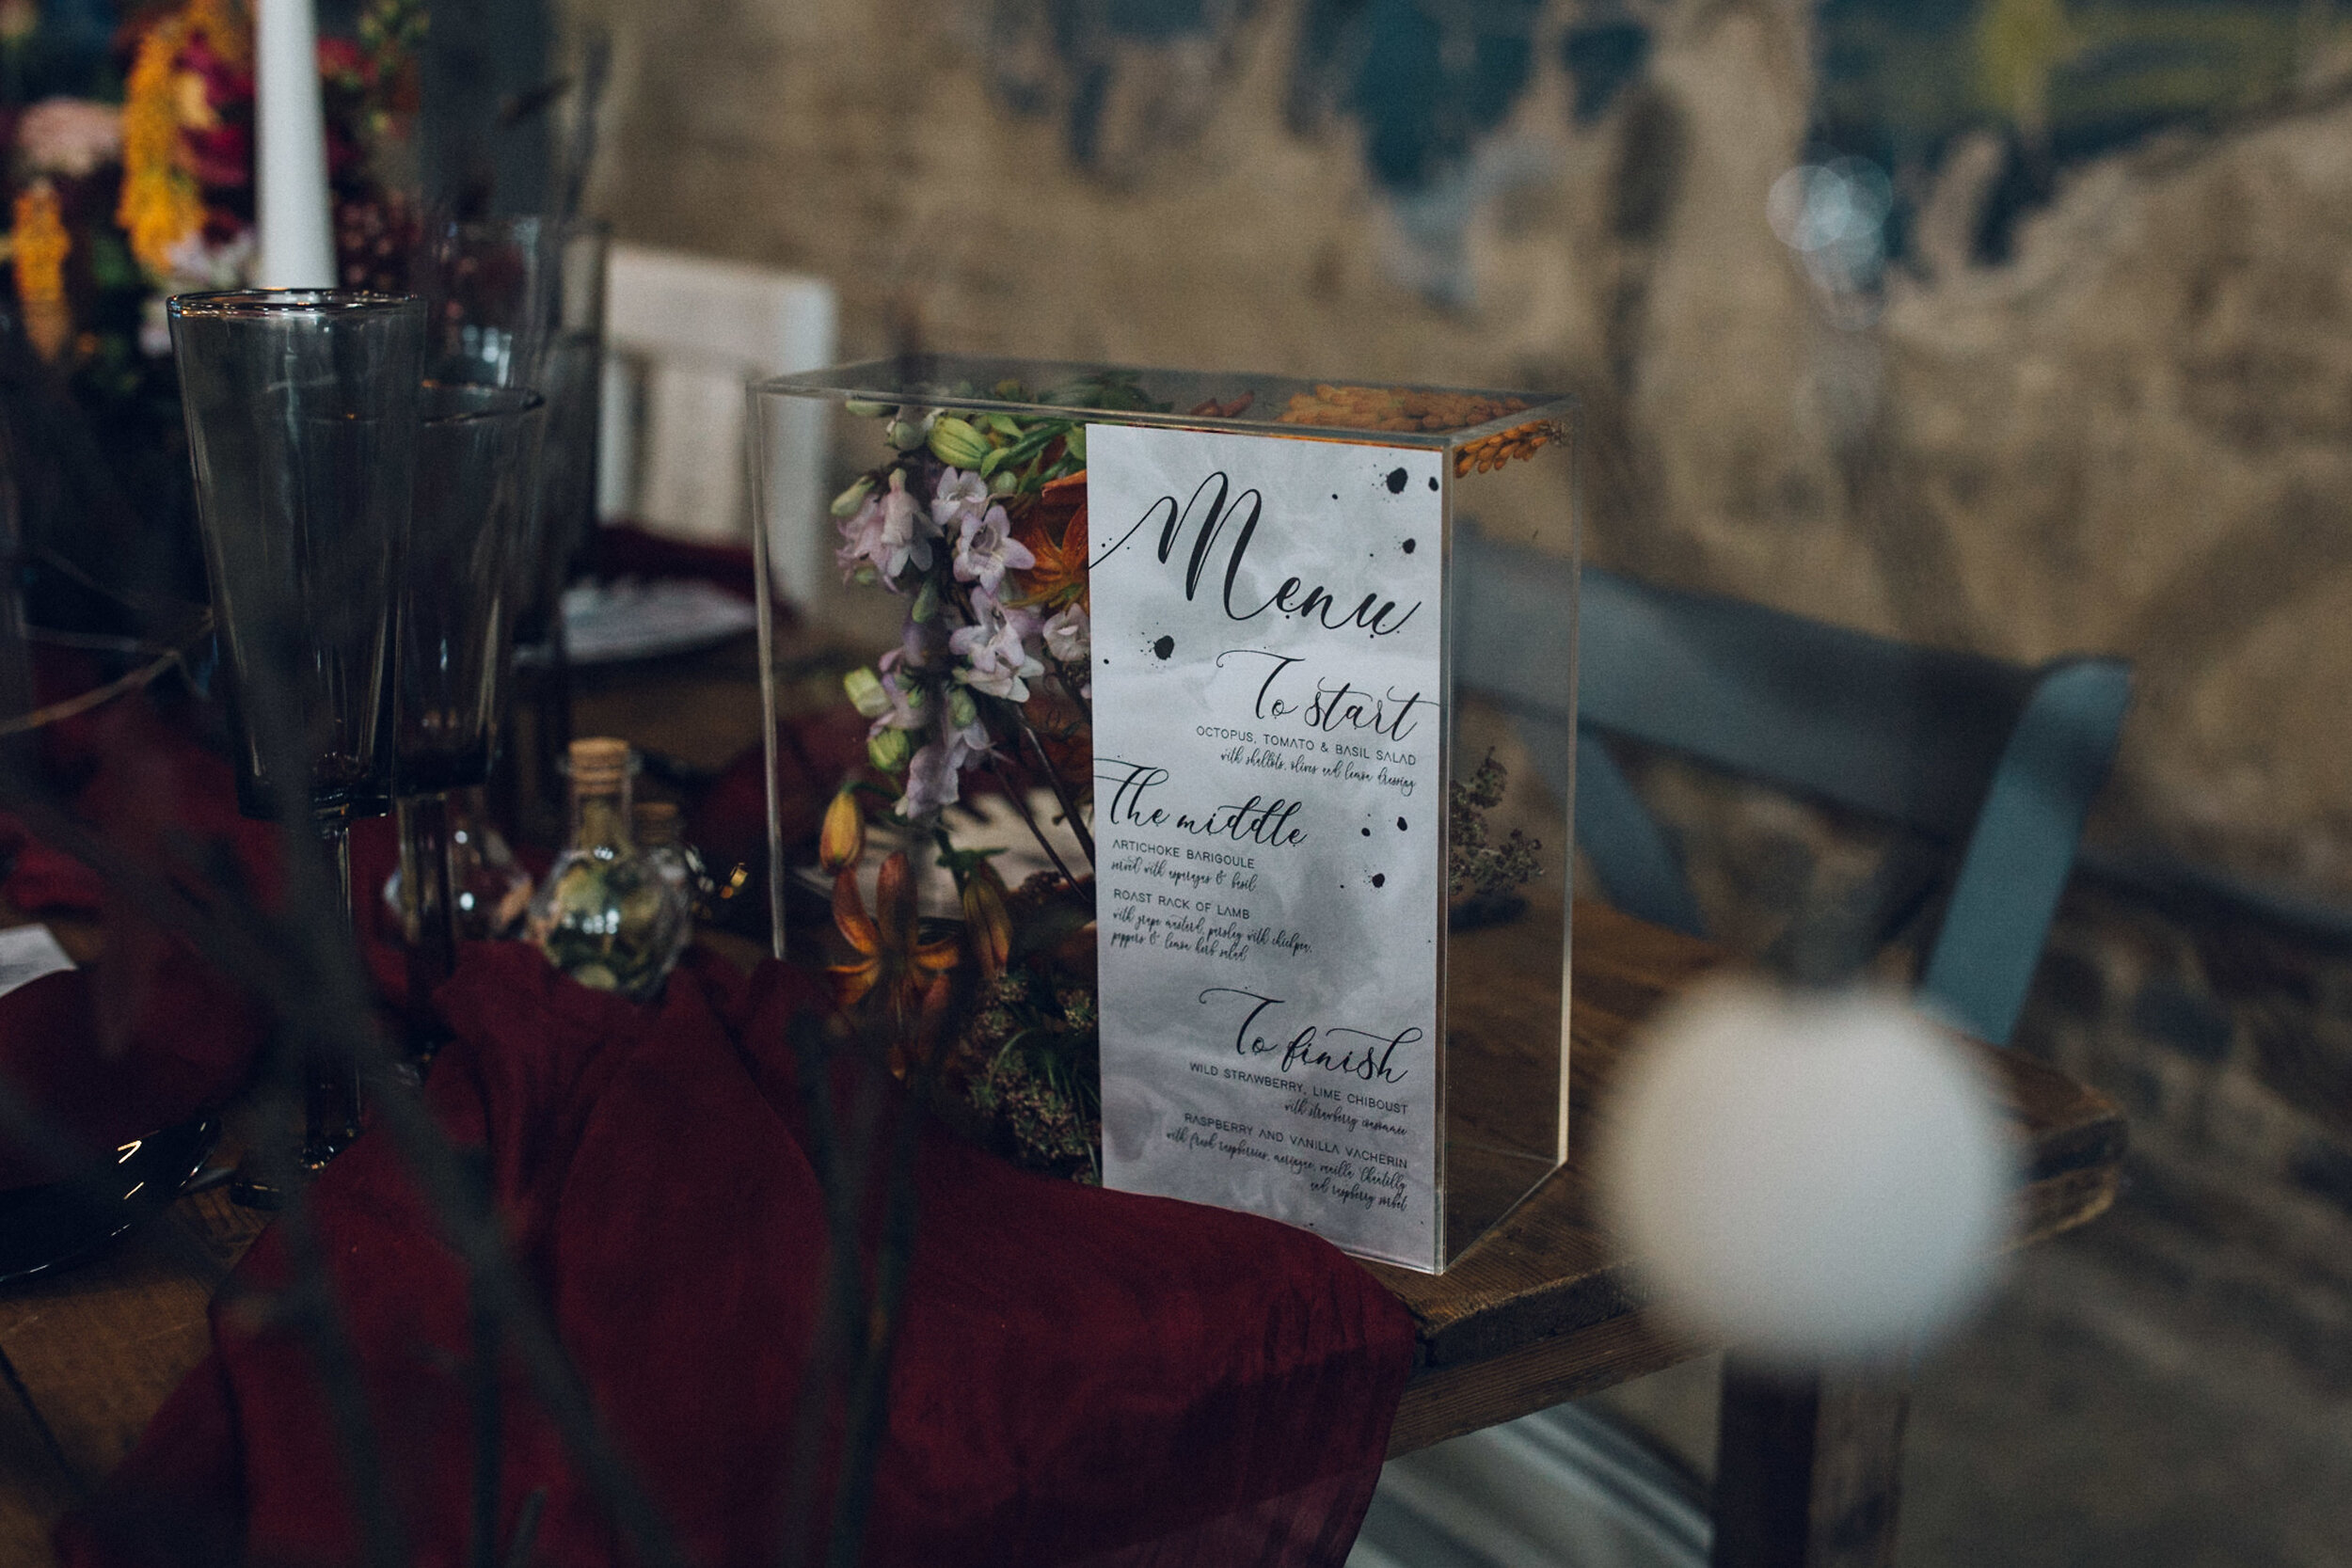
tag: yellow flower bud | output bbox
[843,666,889,719]
[818,787,866,876]
[928,415,993,470]
[961,859,1012,981]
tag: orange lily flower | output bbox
[830,852,961,1043]
[961,858,1012,982]
[1009,471,1088,611]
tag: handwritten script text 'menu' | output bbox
[1093,470,1422,637]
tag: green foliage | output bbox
[958,958,1102,1183]
[1449,751,1543,899]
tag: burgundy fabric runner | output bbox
[56,943,1416,1566]
[12,691,1418,1566]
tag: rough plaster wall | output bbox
[1881,104,2352,890]
[564,0,2352,904]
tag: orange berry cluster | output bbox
[1453,420,1566,477]
[1276,383,1532,435]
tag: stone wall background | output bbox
[563,0,2352,905]
[557,0,2352,1385]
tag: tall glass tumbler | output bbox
[517,219,611,833]
[411,214,559,391]
[536,220,610,607]
[399,217,559,939]
[395,384,547,990]
[167,290,423,1171]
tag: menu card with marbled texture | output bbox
[1089,422,1445,1268]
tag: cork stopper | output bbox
[567,736,631,791]
[632,800,681,847]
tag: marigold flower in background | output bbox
[9,181,72,360]
[117,9,210,275]
[9,182,69,302]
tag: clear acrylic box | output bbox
[753,356,1576,1273]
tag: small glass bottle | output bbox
[526,737,689,1000]
[631,800,699,970]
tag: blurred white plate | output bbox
[517,578,758,668]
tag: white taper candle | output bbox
[254,0,336,289]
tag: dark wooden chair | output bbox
[1453,530,2132,1048]
[1361,533,2134,1568]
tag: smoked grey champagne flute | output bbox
[394,383,547,991]
[168,290,423,1177]
[516,218,610,836]
[412,214,558,390]
[401,216,563,882]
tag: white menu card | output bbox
[1089,423,1445,1267]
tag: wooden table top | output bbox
[0,640,2129,1552]
[1375,899,2126,1456]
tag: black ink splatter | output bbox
[1428,476,1439,491]
[1360,827,1372,836]
[1385,467,1407,493]
[1371,873,1387,888]
[1402,539,1416,554]
[1331,493,1340,501]
[1397,816,1408,831]
[1152,635,1175,660]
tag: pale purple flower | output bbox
[16,98,120,179]
[931,467,990,534]
[836,493,891,581]
[1041,603,1089,664]
[866,670,925,736]
[952,501,1035,594]
[836,468,940,583]
[898,740,961,819]
[881,615,944,676]
[949,590,1045,702]
[944,712,992,772]
[876,468,938,579]
[898,703,993,821]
